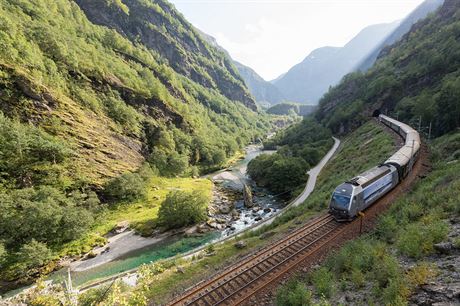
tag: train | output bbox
[329,114,421,221]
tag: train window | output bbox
[331,193,351,209]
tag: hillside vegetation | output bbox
[247,119,333,196]
[276,1,460,304]
[0,0,271,289]
[317,0,460,137]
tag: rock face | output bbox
[74,0,257,111]
[112,221,130,234]
[410,218,460,305]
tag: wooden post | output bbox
[358,211,365,234]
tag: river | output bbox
[6,138,340,294]
[46,144,281,289]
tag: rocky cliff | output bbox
[74,0,257,111]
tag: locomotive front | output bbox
[329,183,355,221]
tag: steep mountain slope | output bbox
[233,61,286,106]
[273,21,399,104]
[0,0,272,289]
[357,0,444,71]
[316,0,460,137]
[75,0,256,111]
[0,0,268,185]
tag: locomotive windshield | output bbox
[331,193,351,209]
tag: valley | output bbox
[1,0,459,305]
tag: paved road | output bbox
[77,137,341,291]
[251,136,340,230]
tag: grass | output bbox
[58,176,212,257]
[245,120,395,235]
[76,120,396,303]
[275,130,460,305]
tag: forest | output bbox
[0,0,272,288]
[247,119,333,196]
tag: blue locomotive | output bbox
[329,115,421,221]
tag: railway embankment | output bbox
[273,132,460,306]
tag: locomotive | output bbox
[329,115,421,221]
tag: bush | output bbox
[396,217,449,258]
[149,148,189,177]
[104,171,148,202]
[310,267,335,298]
[0,186,94,247]
[276,279,313,306]
[157,190,209,229]
[248,153,308,195]
[14,239,53,276]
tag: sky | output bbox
[169,0,425,81]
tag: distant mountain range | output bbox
[198,30,286,106]
[197,0,444,107]
[233,61,286,106]
[272,21,400,104]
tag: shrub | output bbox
[104,172,148,202]
[310,267,335,298]
[396,217,449,258]
[406,262,436,288]
[14,240,53,277]
[158,190,209,229]
[0,186,94,247]
[149,148,189,177]
[276,279,312,306]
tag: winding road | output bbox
[77,137,341,292]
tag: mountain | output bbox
[273,21,400,104]
[0,0,268,186]
[357,0,444,71]
[75,0,256,111]
[0,0,272,286]
[266,102,316,116]
[316,0,460,137]
[233,61,286,106]
[197,30,285,105]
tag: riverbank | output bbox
[2,136,339,299]
[73,137,340,293]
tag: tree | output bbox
[104,172,147,202]
[16,239,53,275]
[0,242,7,267]
[158,190,209,229]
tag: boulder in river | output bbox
[243,184,254,208]
[219,205,232,214]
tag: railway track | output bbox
[168,214,343,306]
[166,119,428,306]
